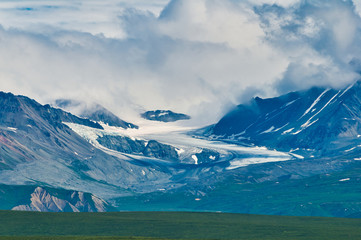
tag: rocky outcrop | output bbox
[143,140,179,160]
[97,135,145,154]
[12,187,110,212]
[97,135,179,161]
[141,110,190,122]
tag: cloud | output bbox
[256,0,361,92]
[0,0,169,38]
[0,0,361,126]
[250,0,301,8]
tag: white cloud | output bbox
[0,0,169,38]
[250,0,301,8]
[353,0,361,16]
[0,0,361,126]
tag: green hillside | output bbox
[1,211,361,239]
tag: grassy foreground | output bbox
[1,211,361,240]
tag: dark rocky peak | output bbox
[141,110,191,122]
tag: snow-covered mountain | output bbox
[207,81,361,158]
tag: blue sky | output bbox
[0,0,361,125]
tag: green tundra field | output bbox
[1,211,361,240]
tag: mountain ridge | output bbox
[53,99,138,129]
[207,81,361,158]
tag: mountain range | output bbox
[1,82,361,217]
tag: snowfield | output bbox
[66,120,295,171]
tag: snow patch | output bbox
[260,126,275,134]
[285,99,297,107]
[301,118,319,129]
[289,153,304,159]
[64,122,101,145]
[157,112,168,117]
[345,147,356,152]
[6,127,17,132]
[274,124,289,132]
[227,156,291,170]
[192,155,198,165]
[304,91,340,125]
[292,119,319,135]
[175,148,185,155]
[282,128,294,134]
[339,82,355,98]
[300,89,330,119]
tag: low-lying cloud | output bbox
[0,0,361,126]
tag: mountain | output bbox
[0,92,172,212]
[54,99,138,129]
[2,87,361,217]
[141,110,191,122]
[9,186,112,212]
[207,81,361,158]
[0,91,251,212]
[0,92,103,131]
[0,92,105,170]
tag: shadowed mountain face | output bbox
[54,99,138,129]
[141,110,190,122]
[209,81,361,158]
